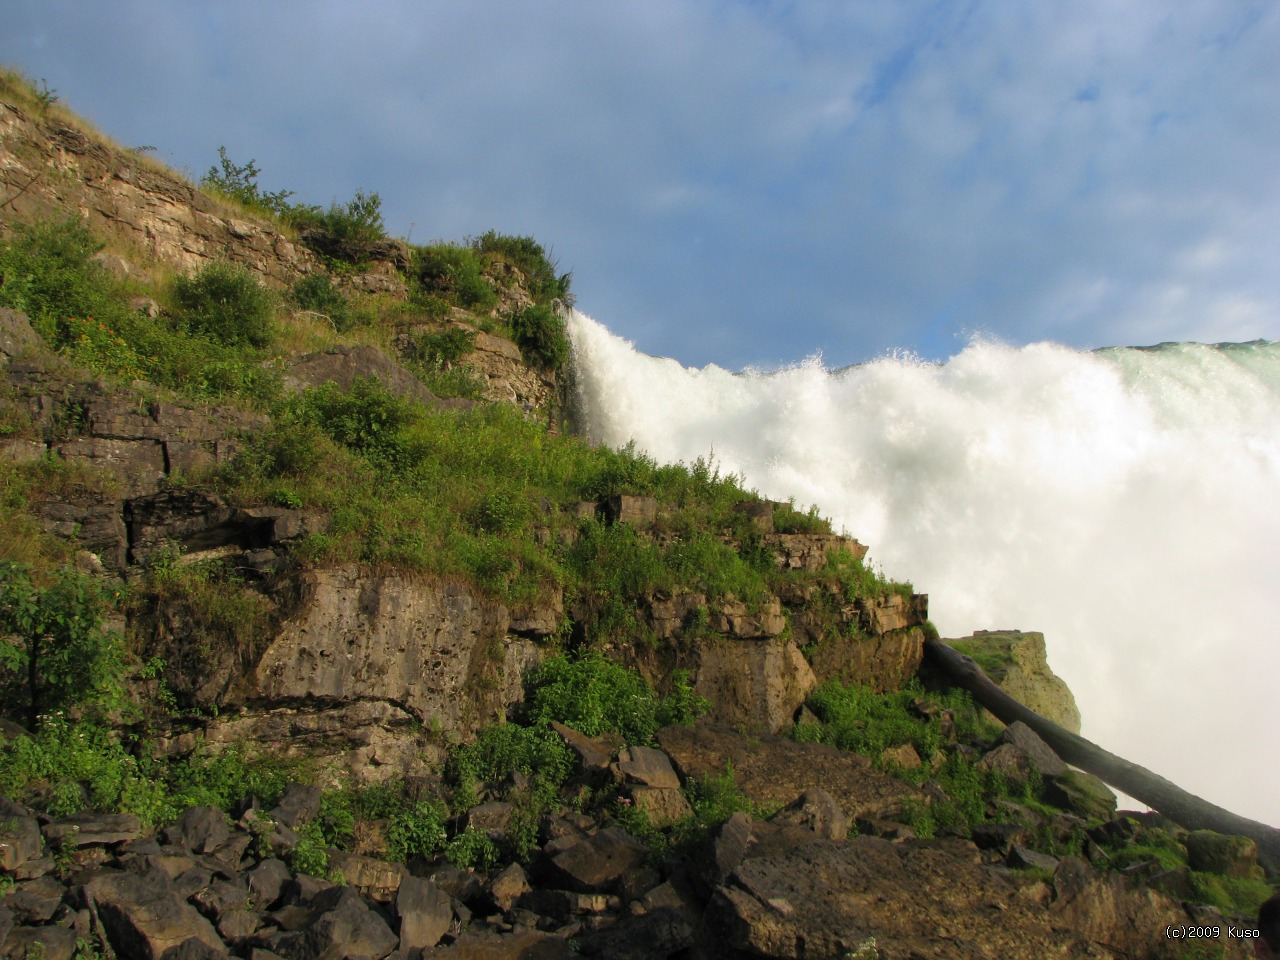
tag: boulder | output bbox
[692,638,817,732]
[544,827,649,894]
[999,720,1068,778]
[658,724,914,822]
[273,886,397,960]
[0,924,78,960]
[396,875,453,954]
[1185,830,1263,879]
[0,814,43,870]
[162,806,229,855]
[85,869,226,960]
[574,907,696,959]
[44,813,143,848]
[770,788,850,841]
[614,746,681,789]
[1043,770,1117,822]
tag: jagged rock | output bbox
[247,859,293,911]
[770,788,849,841]
[644,591,707,641]
[1043,769,1117,822]
[396,874,453,953]
[271,886,397,960]
[948,629,1082,733]
[489,863,532,913]
[252,566,535,747]
[429,929,576,959]
[281,344,441,407]
[854,818,917,841]
[465,802,516,841]
[1185,830,1263,879]
[0,813,43,870]
[550,722,618,776]
[970,821,1025,852]
[600,494,657,527]
[998,720,1068,778]
[163,806,229,855]
[44,813,143,848]
[856,592,929,635]
[692,637,816,732]
[269,784,324,829]
[625,787,693,828]
[0,924,78,960]
[1007,844,1060,872]
[763,532,867,570]
[544,827,649,894]
[880,742,922,771]
[36,493,128,569]
[327,852,405,902]
[614,746,681,789]
[0,307,40,359]
[85,869,226,960]
[658,724,914,822]
[1049,857,1246,958]
[4,876,65,923]
[54,436,166,495]
[807,626,926,692]
[574,907,696,959]
[709,596,786,638]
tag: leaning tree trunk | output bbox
[923,636,1280,875]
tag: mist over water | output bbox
[567,310,1280,824]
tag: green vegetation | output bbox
[0,560,126,730]
[200,146,296,219]
[289,190,388,266]
[171,259,277,348]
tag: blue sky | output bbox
[3,1,1277,368]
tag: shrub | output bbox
[303,377,416,463]
[509,304,569,372]
[171,260,276,347]
[410,326,476,369]
[410,244,496,311]
[0,560,126,729]
[473,231,573,307]
[290,274,351,330]
[0,217,119,325]
[525,652,707,746]
[200,146,295,219]
[292,191,388,266]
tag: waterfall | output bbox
[568,309,1280,824]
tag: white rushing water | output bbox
[567,310,1280,824]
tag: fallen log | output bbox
[923,636,1280,874]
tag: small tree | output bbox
[201,146,296,219]
[171,260,276,348]
[0,561,125,730]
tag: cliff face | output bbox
[5,79,1266,960]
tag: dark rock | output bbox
[613,746,680,789]
[970,821,1024,852]
[396,874,453,954]
[248,859,293,911]
[326,851,404,902]
[623,787,692,828]
[428,929,576,959]
[550,722,617,775]
[601,494,657,527]
[998,721,1068,778]
[43,813,142,848]
[1007,844,1060,872]
[421,862,485,905]
[464,802,515,841]
[1185,830,1262,879]
[273,886,397,960]
[163,806,230,855]
[0,307,40,359]
[658,724,914,823]
[0,903,11,947]
[158,938,228,960]
[281,344,440,408]
[733,499,776,533]
[5,876,65,923]
[269,784,324,829]
[488,863,531,913]
[770,788,849,840]
[0,814,43,870]
[172,866,215,901]
[283,874,334,905]
[544,827,648,894]
[1,924,78,960]
[575,907,696,959]
[85,869,226,960]
[192,878,251,922]
[1043,770,1117,822]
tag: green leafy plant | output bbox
[171,260,276,348]
[291,191,388,265]
[509,304,569,372]
[410,244,496,311]
[290,273,351,330]
[0,560,126,729]
[200,146,296,218]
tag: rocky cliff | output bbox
[1,71,1272,960]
